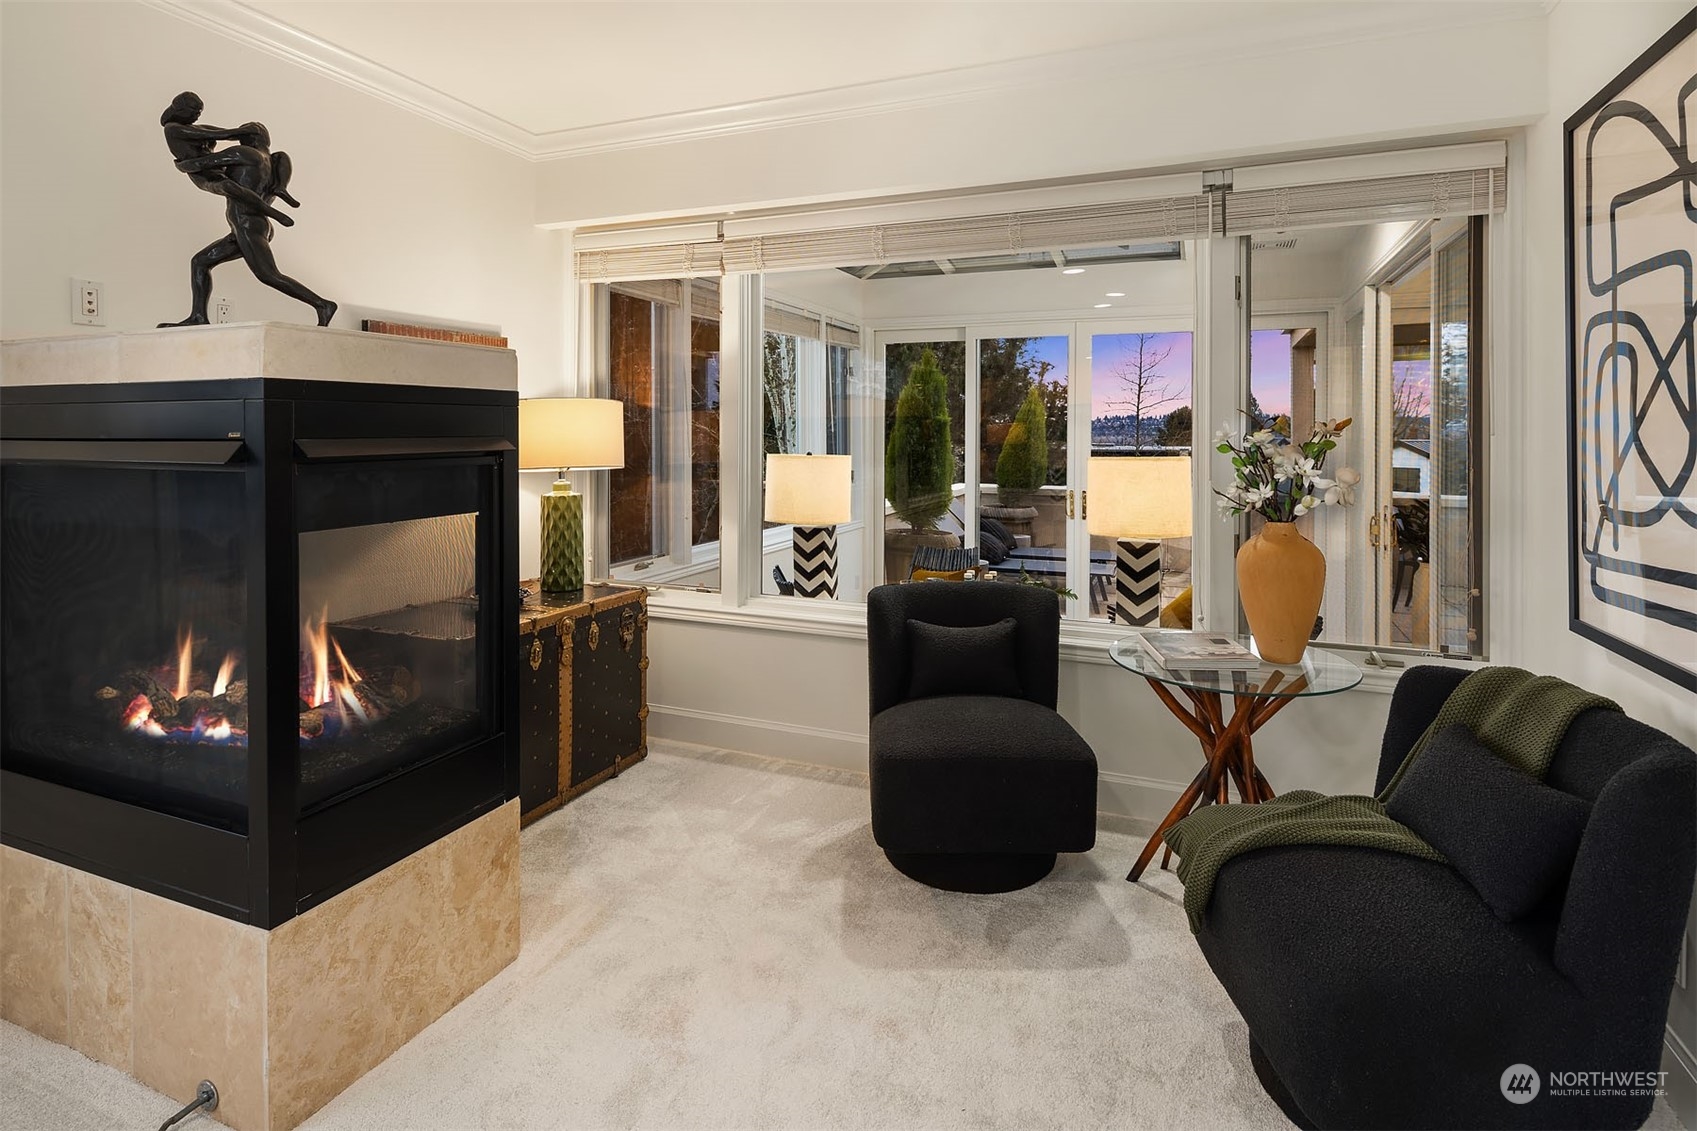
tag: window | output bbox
[575,141,1503,635]
[759,288,865,599]
[599,279,722,589]
[880,336,966,586]
[1247,217,1485,656]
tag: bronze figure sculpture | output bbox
[158,92,337,328]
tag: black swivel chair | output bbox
[1194,665,1696,1130]
[866,581,1098,893]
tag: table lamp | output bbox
[1087,455,1191,625]
[764,453,852,598]
[519,398,625,593]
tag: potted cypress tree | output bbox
[884,348,960,582]
[994,386,1049,507]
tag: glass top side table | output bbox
[1108,633,1363,882]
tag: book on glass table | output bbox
[1137,630,1262,671]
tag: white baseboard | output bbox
[649,704,1190,823]
[649,703,869,775]
[1096,768,1199,823]
[1665,1026,1696,1130]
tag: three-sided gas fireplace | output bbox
[1,370,518,928]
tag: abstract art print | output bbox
[1565,11,1697,691]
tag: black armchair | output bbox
[1194,665,1696,1130]
[866,581,1098,893]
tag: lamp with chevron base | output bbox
[1087,456,1191,625]
[519,398,624,594]
[765,453,852,599]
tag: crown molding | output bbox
[145,0,1547,165]
[140,0,539,159]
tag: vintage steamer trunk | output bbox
[516,583,648,822]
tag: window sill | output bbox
[643,591,1482,695]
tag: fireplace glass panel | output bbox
[296,459,492,811]
[1,463,250,829]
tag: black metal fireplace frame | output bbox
[0,378,519,928]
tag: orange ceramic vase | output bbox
[1236,521,1325,664]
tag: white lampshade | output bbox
[518,398,625,471]
[764,454,852,526]
[1087,455,1192,539]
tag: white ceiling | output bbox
[182,1,1546,158]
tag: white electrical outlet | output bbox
[70,278,103,326]
[215,298,232,324]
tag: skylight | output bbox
[838,242,1183,280]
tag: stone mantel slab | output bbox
[0,323,516,392]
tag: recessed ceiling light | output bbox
[1094,303,1112,309]
[1062,267,1086,275]
[1105,292,1125,297]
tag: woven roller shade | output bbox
[608,278,720,315]
[1225,167,1505,234]
[576,240,723,281]
[762,302,861,348]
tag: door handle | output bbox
[1369,513,1381,548]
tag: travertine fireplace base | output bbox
[0,799,519,1131]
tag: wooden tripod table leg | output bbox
[1127,677,1295,884]
[1126,683,1230,881]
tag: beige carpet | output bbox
[1,742,1687,1131]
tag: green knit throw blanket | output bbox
[1161,667,1618,931]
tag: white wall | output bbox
[0,0,569,580]
[536,15,1548,225]
[645,607,1393,812]
[1524,1,1696,1107]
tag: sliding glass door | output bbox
[879,321,1195,621]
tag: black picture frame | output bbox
[1564,10,1697,692]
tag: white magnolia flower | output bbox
[1323,466,1360,507]
[1243,482,1275,507]
[1270,452,1306,482]
[1215,494,1241,516]
[1247,429,1278,449]
[1292,493,1321,517]
[1214,421,1237,445]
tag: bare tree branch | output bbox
[1107,333,1180,452]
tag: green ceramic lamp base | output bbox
[540,478,584,593]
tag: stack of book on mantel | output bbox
[1138,630,1262,671]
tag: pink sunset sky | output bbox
[1081,330,1298,420]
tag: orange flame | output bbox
[331,638,362,685]
[300,611,376,735]
[213,653,238,697]
[175,625,194,699]
[304,613,332,708]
